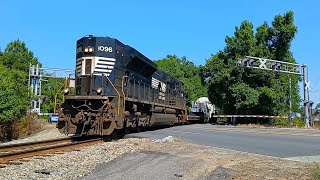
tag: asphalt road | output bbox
[82,152,220,180]
[127,124,320,158]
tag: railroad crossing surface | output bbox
[128,124,320,160]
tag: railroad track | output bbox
[0,137,102,166]
[0,137,73,153]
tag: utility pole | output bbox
[289,78,292,126]
[303,65,310,128]
[239,56,310,128]
[29,64,41,114]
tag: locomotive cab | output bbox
[75,35,117,96]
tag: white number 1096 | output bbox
[98,46,113,53]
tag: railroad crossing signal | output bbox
[239,56,311,128]
[28,64,74,115]
[241,56,303,75]
[305,80,310,90]
[259,58,267,69]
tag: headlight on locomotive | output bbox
[63,88,70,95]
[84,46,94,54]
[97,87,103,95]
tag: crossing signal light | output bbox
[243,58,257,67]
[271,62,282,71]
[41,95,48,103]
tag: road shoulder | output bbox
[82,137,313,180]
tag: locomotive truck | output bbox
[57,35,187,136]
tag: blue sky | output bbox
[1,0,320,105]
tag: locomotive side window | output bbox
[85,59,92,75]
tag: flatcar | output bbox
[57,35,187,136]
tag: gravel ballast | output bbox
[0,125,315,179]
[0,138,147,179]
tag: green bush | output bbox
[269,118,304,128]
[292,118,304,128]
[270,118,290,127]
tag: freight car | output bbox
[57,35,187,136]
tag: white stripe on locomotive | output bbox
[76,56,116,76]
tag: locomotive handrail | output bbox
[121,75,127,114]
[103,74,121,115]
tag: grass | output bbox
[236,123,266,128]
[12,113,42,139]
[235,118,320,130]
[313,164,320,180]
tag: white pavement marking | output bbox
[167,130,202,136]
[190,125,320,136]
[285,155,320,163]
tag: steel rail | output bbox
[0,137,72,153]
[0,138,102,164]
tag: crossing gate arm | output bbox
[211,115,288,119]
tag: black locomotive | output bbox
[57,35,187,136]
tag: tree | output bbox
[0,40,42,141]
[0,40,41,121]
[1,40,40,72]
[204,11,299,123]
[0,64,29,121]
[41,78,66,113]
[155,55,207,105]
